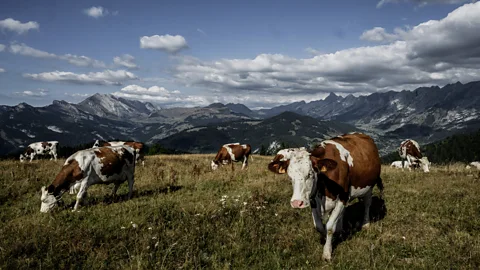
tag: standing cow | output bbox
[268,133,384,261]
[211,143,252,171]
[40,145,136,212]
[99,141,145,167]
[20,141,59,162]
[398,139,430,172]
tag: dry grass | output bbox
[1,155,479,269]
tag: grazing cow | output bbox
[398,139,430,172]
[390,160,411,169]
[100,141,145,167]
[40,145,136,212]
[211,143,252,170]
[20,141,59,162]
[268,133,383,261]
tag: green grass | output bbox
[1,156,479,269]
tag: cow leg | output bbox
[73,181,89,211]
[362,189,373,229]
[311,198,326,236]
[52,152,57,162]
[322,201,345,262]
[112,182,121,196]
[127,174,135,200]
[241,156,248,170]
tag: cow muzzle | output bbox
[291,200,308,208]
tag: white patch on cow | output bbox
[286,149,316,208]
[107,141,127,147]
[275,147,306,161]
[40,186,57,213]
[223,145,236,161]
[469,161,480,170]
[321,140,354,167]
[350,185,371,198]
[241,144,248,149]
[93,140,100,148]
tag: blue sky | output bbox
[0,0,479,108]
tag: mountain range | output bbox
[1,80,479,156]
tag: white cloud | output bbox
[113,54,138,69]
[112,84,207,107]
[15,89,48,97]
[0,44,5,52]
[140,34,188,53]
[0,18,39,34]
[377,0,472,8]
[170,2,480,107]
[24,70,138,86]
[84,6,107,18]
[305,47,324,55]
[59,54,106,68]
[0,68,5,73]
[10,43,56,58]
[360,27,403,43]
[8,43,107,68]
[65,93,92,98]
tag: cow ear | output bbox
[268,160,289,174]
[311,157,337,173]
[47,185,55,194]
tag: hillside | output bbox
[155,111,357,153]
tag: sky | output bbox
[0,0,479,109]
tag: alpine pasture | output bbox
[1,155,479,269]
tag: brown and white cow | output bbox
[398,139,430,172]
[211,143,252,170]
[40,145,136,212]
[99,141,145,167]
[268,133,384,261]
[20,141,59,162]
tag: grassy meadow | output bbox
[1,155,479,269]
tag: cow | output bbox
[100,141,145,167]
[40,145,136,212]
[398,139,430,172]
[20,141,59,162]
[211,143,252,171]
[390,160,411,169]
[268,133,384,261]
[470,161,480,170]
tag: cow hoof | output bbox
[362,223,370,229]
[322,253,332,262]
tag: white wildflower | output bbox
[154,242,159,248]
[152,236,157,240]
[243,202,247,205]
[148,227,152,230]
[121,226,126,229]
[132,223,138,229]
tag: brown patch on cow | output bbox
[311,133,381,203]
[41,142,49,148]
[268,154,290,174]
[124,141,145,162]
[101,142,111,147]
[49,159,84,196]
[399,140,422,159]
[24,147,34,155]
[94,147,134,177]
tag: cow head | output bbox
[93,140,100,148]
[19,154,25,162]
[40,185,57,213]
[211,160,219,171]
[268,147,337,209]
[420,157,430,172]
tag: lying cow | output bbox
[98,141,145,167]
[398,139,430,172]
[40,145,136,212]
[20,141,59,162]
[268,133,384,261]
[390,160,410,169]
[211,143,252,170]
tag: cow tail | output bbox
[376,177,384,199]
